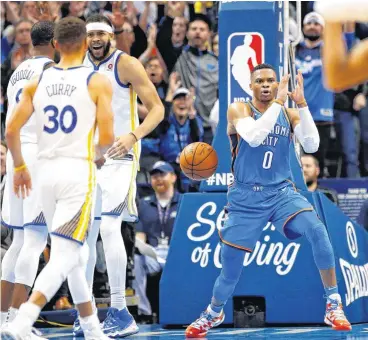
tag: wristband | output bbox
[14,164,27,172]
[297,99,307,107]
[129,132,139,142]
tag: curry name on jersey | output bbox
[33,66,96,160]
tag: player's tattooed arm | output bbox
[323,23,368,91]
[5,76,38,198]
[6,77,38,168]
[118,55,164,141]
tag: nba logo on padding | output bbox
[228,32,265,104]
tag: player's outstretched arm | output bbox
[228,74,290,147]
[287,71,320,153]
[5,77,38,198]
[88,73,115,149]
[119,55,164,140]
[323,23,368,91]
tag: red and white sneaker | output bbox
[324,294,351,331]
[185,305,225,338]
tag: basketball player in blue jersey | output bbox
[186,64,351,338]
[72,14,164,338]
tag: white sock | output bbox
[80,313,100,331]
[11,302,41,336]
[111,287,126,310]
[0,311,8,326]
[8,307,18,323]
[207,305,221,317]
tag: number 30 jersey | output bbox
[33,66,97,161]
[6,56,53,144]
[229,102,293,186]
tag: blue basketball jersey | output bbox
[229,102,292,186]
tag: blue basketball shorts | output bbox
[219,181,314,252]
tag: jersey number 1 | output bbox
[262,151,273,169]
[43,105,77,134]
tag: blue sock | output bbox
[210,298,224,314]
[325,285,338,298]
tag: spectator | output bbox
[357,200,368,231]
[145,56,167,101]
[160,76,204,192]
[211,32,218,56]
[295,12,333,177]
[156,12,188,74]
[301,155,339,204]
[133,161,181,320]
[333,22,359,178]
[174,14,218,144]
[353,87,368,176]
[1,19,33,94]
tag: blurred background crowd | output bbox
[1,0,367,323]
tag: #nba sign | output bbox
[227,32,265,105]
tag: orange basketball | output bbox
[180,142,218,181]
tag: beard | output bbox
[304,34,321,42]
[153,181,171,194]
[88,40,111,61]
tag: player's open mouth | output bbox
[92,45,103,51]
[261,90,271,95]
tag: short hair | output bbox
[301,154,319,167]
[15,19,33,30]
[54,17,86,45]
[189,14,212,31]
[85,14,113,27]
[146,56,159,65]
[31,21,55,47]
[251,63,276,75]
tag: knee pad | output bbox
[33,237,83,301]
[15,228,48,286]
[99,215,123,239]
[1,229,24,283]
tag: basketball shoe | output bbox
[71,309,83,337]
[101,307,139,338]
[0,328,45,340]
[324,294,351,331]
[185,305,225,338]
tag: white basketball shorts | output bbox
[94,156,138,222]
[1,143,46,230]
[38,157,96,245]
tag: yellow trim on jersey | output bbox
[129,86,140,169]
[127,157,138,216]
[72,128,96,242]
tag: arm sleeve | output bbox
[293,106,320,153]
[234,102,281,147]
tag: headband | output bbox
[86,22,113,34]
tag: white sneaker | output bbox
[0,329,46,340]
[83,328,111,340]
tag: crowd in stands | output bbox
[1,0,367,322]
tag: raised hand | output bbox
[288,70,305,104]
[169,72,181,93]
[110,1,125,30]
[34,2,58,22]
[276,74,290,104]
[147,24,157,48]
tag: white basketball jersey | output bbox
[6,57,53,144]
[33,66,96,160]
[83,49,140,159]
